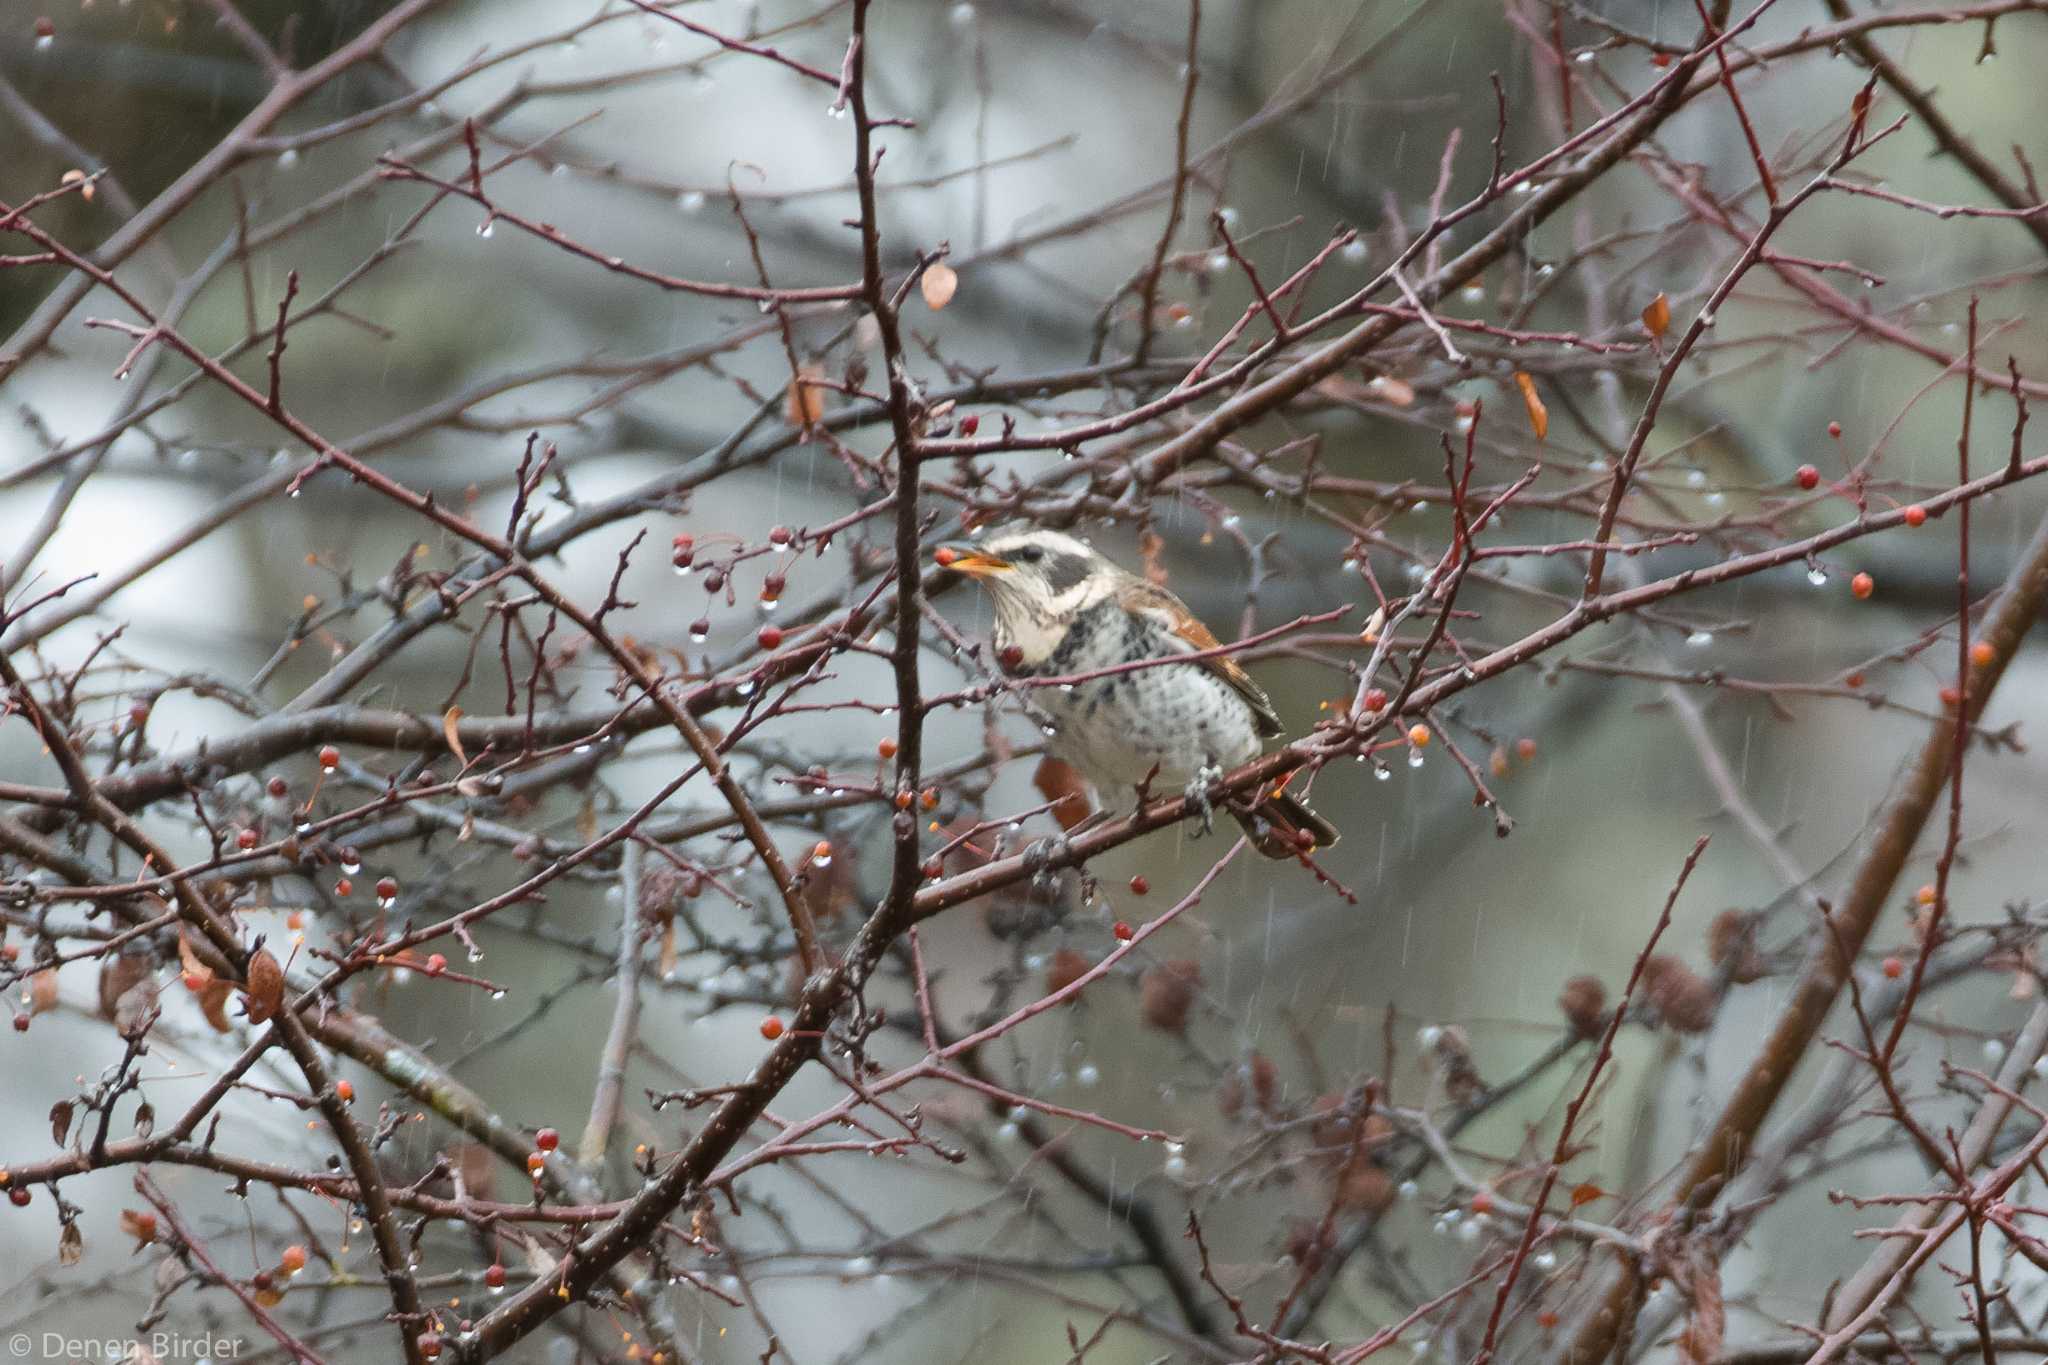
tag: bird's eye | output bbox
[1014,546,1043,563]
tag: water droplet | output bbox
[1373,762,1392,782]
[996,1121,1020,1142]
[814,852,832,868]
[1340,239,1367,265]
[1574,50,1596,64]
[1685,468,1707,487]
[467,946,483,963]
[1216,206,1240,227]
[377,894,395,910]
[677,190,706,214]
[1398,1179,1420,1200]
[35,33,53,50]
[844,1256,875,1276]
[1806,567,1828,587]
[949,1,976,25]
[341,858,361,875]
[1532,1249,1558,1271]
[1685,630,1714,648]
[1457,1218,1483,1243]
[1407,748,1425,769]
[277,148,299,170]
[1164,1155,1188,1178]
[1076,1063,1100,1086]
[1985,1038,2008,1065]
[825,103,849,120]
[490,989,507,1001]
[1460,284,1486,304]
[1699,310,1717,328]
[1206,251,1230,275]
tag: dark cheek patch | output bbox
[1041,552,1091,596]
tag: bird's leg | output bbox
[1182,764,1224,837]
[1020,829,1076,893]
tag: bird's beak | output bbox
[932,542,1011,576]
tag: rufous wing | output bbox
[1119,582,1283,738]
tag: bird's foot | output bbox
[1021,832,1072,891]
[1183,765,1223,837]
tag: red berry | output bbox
[1940,685,1963,707]
[375,876,399,901]
[1649,51,1672,67]
[526,1152,545,1174]
[757,625,783,650]
[768,525,792,546]
[1128,875,1149,896]
[1795,465,1820,490]
[1903,504,1927,527]
[251,1271,274,1293]
[1112,921,1134,942]
[933,546,959,568]
[812,840,833,862]
[759,1016,785,1040]
[703,570,725,593]
[762,572,786,596]
[1827,421,1842,439]
[1469,1190,1495,1215]
[7,1186,26,1205]
[485,1263,507,1289]
[1361,689,1388,713]
[922,857,943,880]
[534,1128,559,1152]
[267,777,289,799]
[1515,737,1537,760]
[9,1016,26,1035]
[1882,956,1904,979]
[34,17,56,40]
[672,533,694,552]
[418,1334,442,1360]
[237,828,259,850]
[334,879,352,897]
[318,745,340,770]
[998,644,1024,671]
[425,953,447,974]
[1844,672,1864,689]
[1850,571,1874,600]
[959,414,980,436]
[280,1244,307,1274]
[335,1079,354,1103]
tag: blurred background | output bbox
[4,1,2047,1360]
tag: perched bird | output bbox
[935,523,1338,858]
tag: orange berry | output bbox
[1407,723,1431,747]
[526,1153,545,1174]
[1515,737,1537,761]
[1970,640,1995,668]
[760,1016,785,1040]
[1843,672,1864,689]
[933,546,959,567]
[1850,572,1874,599]
[1940,685,1963,707]
[1915,884,1938,906]
[1903,504,1927,527]
[877,738,897,759]
[1882,956,1904,979]
[280,1244,307,1274]
[1469,1190,1495,1215]
[334,1079,354,1103]
[425,953,447,974]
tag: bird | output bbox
[934,522,1338,859]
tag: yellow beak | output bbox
[933,542,1011,576]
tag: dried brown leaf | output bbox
[1641,291,1671,340]
[29,968,58,1016]
[442,705,467,766]
[50,1099,73,1146]
[1032,756,1093,833]
[242,948,284,1024]
[1513,371,1548,441]
[120,1208,159,1250]
[920,261,958,311]
[785,365,827,428]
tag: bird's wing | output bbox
[1118,581,1284,738]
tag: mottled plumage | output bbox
[936,524,1337,857]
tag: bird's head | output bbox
[933,523,1117,657]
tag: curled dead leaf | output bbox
[1512,371,1549,442]
[442,705,467,765]
[242,948,284,1024]
[196,978,234,1032]
[29,968,58,1016]
[120,1208,159,1250]
[785,364,827,428]
[1641,291,1671,340]
[1032,755,1093,833]
[920,261,958,311]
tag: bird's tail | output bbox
[1233,786,1340,859]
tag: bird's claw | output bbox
[1183,765,1222,837]
[1021,832,1072,888]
